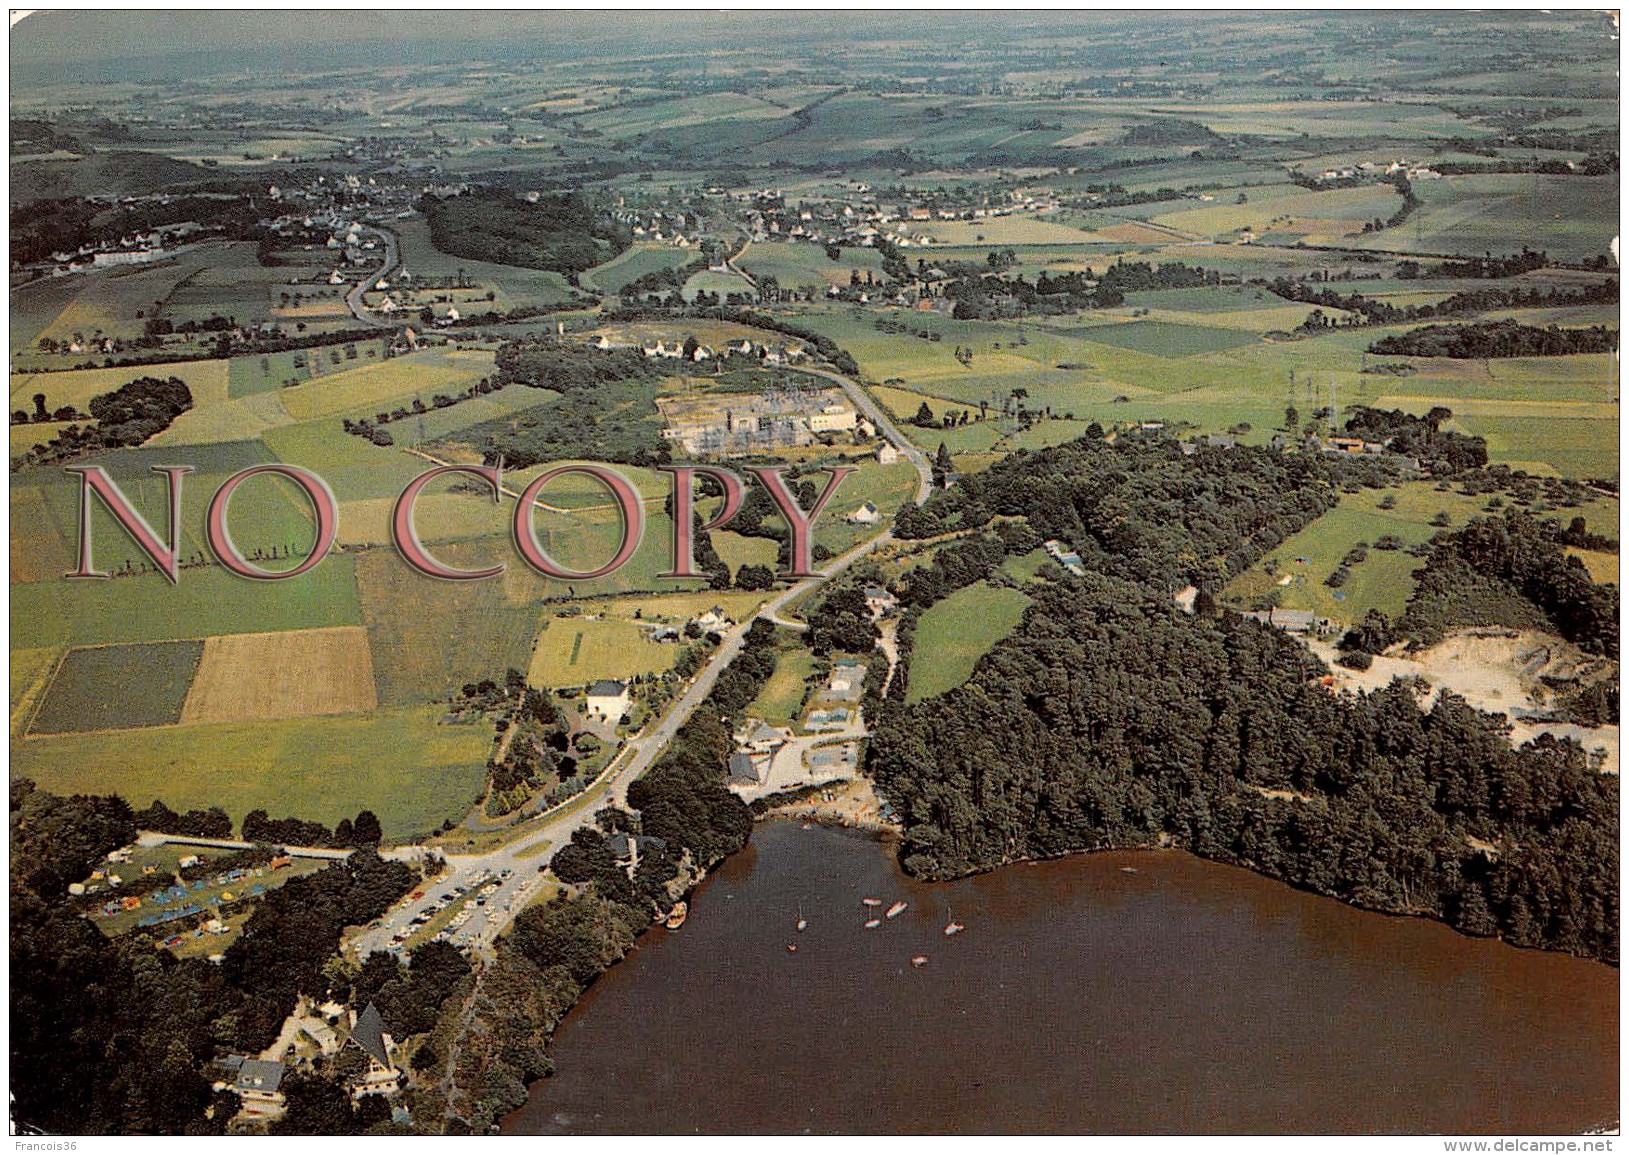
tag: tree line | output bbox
[1271,276,1618,330]
[1368,320,1619,359]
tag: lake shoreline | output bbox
[507,820,1619,1135]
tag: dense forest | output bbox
[1369,320,1619,358]
[1400,509,1620,658]
[869,436,1619,964]
[420,188,629,274]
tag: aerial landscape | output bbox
[6,9,1620,1139]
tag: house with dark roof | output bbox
[231,1058,287,1115]
[347,1002,402,1099]
[728,751,765,787]
[604,832,669,870]
[583,679,631,723]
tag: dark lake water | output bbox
[503,821,1618,1135]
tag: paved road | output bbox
[344,225,401,329]
[348,521,900,961]
[783,364,934,503]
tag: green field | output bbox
[906,581,1031,703]
[11,556,363,648]
[278,347,495,422]
[228,341,389,398]
[1222,481,1615,623]
[1349,174,1618,263]
[14,438,331,586]
[582,244,696,293]
[736,242,886,291]
[13,705,489,840]
[748,639,817,727]
[527,615,680,688]
[357,542,549,706]
[1069,319,1263,357]
[28,640,203,734]
[683,269,755,302]
[392,217,577,309]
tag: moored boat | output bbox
[664,901,688,930]
[885,901,907,919]
[911,955,928,968]
[864,916,881,929]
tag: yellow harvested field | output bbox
[179,625,377,724]
[335,491,509,546]
[10,358,231,414]
[278,349,493,421]
[1373,396,1619,421]
[9,486,71,584]
[1568,547,1620,585]
[912,215,1102,246]
[1092,221,1185,244]
[147,397,279,446]
[10,421,72,454]
[528,616,679,688]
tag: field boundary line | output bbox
[15,646,70,739]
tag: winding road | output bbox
[352,516,901,961]
[783,364,934,502]
[346,346,928,961]
[344,225,401,329]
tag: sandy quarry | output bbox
[1306,629,1619,775]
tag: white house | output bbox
[583,679,631,723]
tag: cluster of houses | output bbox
[725,184,1062,252]
[1305,159,1443,185]
[610,201,705,249]
[30,219,207,277]
[221,1001,405,1121]
[630,335,810,367]
[1167,428,1422,474]
[807,657,870,732]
